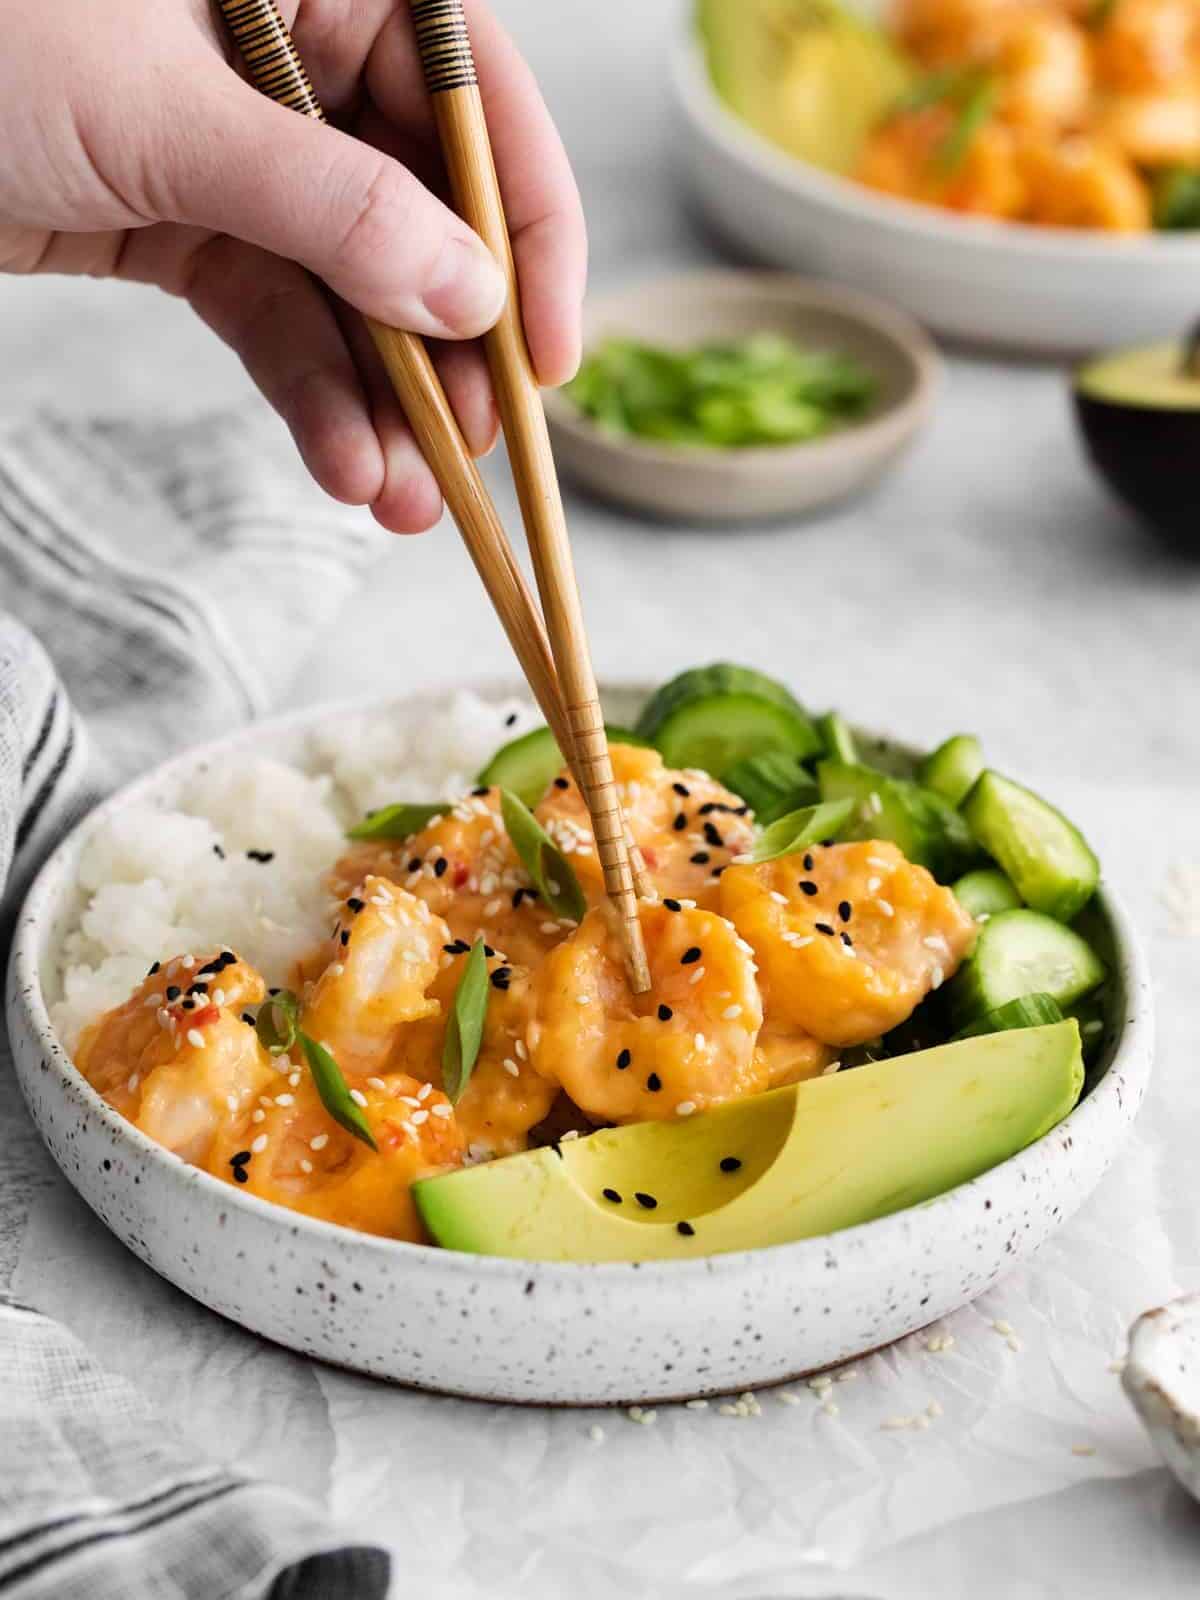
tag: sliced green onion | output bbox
[499,789,587,923]
[442,939,490,1105]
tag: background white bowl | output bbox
[672,37,1200,355]
[5,686,1155,1405]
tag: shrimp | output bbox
[1019,131,1152,227]
[330,786,566,972]
[755,1022,839,1089]
[529,901,764,1126]
[298,875,447,1078]
[76,950,277,1164]
[1093,0,1200,92]
[988,10,1092,128]
[391,956,558,1159]
[1094,90,1200,165]
[891,0,1025,66]
[536,744,755,913]
[207,1071,464,1241]
[720,840,976,1048]
[858,106,1029,217]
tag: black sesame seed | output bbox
[713,866,727,877]
[505,712,518,727]
[634,1192,658,1210]
[490,967,512,991]
[841,932,854,948]
[733,805,750,817]
[663,898,682,912]
[647,1073,662,1092]
[690,851,711,865]
[672,813,687,832]
[484,944,496,958]
[704,822,724,848]
[554,777,570,790]
[347,897,365,913]
[838,900,852,923]
[799,881,819,896]
[212,844,226,860]
[454,939,471,953]
[241,1012,256,1026]
[672,782,691,797]
[230,1150,251,1168]
[197,961,220,978]
[676,1221,695,1237]
[165,986,181,1002]
[698,803,717,816]
[246,849,275,864]
[816,922,835,936]
[680,946,702,965]
[602,1188,622,1204]
[186,982,208,997]
[657,1004,673,1021]
[434,857,448,878]
[268,987,280,996]
[472,785,490,797]
[221,951,236,966]
[720,1156,742,1173]
[821,838,837,848]
[616,1049,632,1070]
[408,858,421,873]
[232,1168,248,1184]
[148,961,161,977]
[181,998,195,1011]
[442,943,461,955]
[803,853,815,872]
[340,930,350,947]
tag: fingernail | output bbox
[424,237,507,335]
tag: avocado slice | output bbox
[696,0,914,175]
[414,1022,1084,1262]
[1074,332,1200,551]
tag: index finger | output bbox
[366,0,588,386]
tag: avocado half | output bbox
[413,1023,1084,1263]
[1074,334,1200,550]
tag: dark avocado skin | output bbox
[1074,392,1198,551]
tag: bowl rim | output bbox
[540,269,941,471]
[672,32,1200,262]
[7,680,1155,1287]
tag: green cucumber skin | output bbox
[944,909,1105,1031]
[655,697,822,779]
[636,663,809,740]
[918,734,984,808]
[817,760,978,882]
[952,867,1022,921]
[479,724,648,807]
[962,771,1099,923]
[817,711,859,765]
[952,993,1064,1040]
[723,751,819,823]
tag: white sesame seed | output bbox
[688,967,706,985]
[808,1375,833,1392]
[225,1094,238,1112]
[127,1073,140,1092]
[514,1040,527,1060]
[821,1401,839,1417]
[349,1089,368,1108]
[503,1060,520,1078]
[992,1319,1014,1336]
[676,1100,698,1118]
[882,1415,914,1430]
[836,1368,859,1382]
[411,1109,429,1126]
[1007,1336,1023,1352]
[1107,1359,1126,1375]
[589,1424,605,1443]
[718,1403,741,1417]
[367,1077,387,1091]
[685,1398,709,1410]
[275,1093,295,1107]
[418,1082,433,1101]
[560,1129,581,1142]
[875,898,895,917]
[431,1103,453,1119]
[927,1399,944,1418]
[288,1072,301,1087]
[181,956,195,970]
[769,891,788,905]
[931,965,946,990]
[213,988,227,1007]
[791,935,814,949]
[576,993,590,1005]
[693,1032,706,1051]
[821,1060,842,1076]
[310,1133,329,1150]
[251,1134,268,1154]
[186,1028,205,1049]
[722,1004,742,1019]
[776,1391,803,1407]
[540,921,560,935]
[252,1109,265,1124]
[1072,1444,1096,1457]
[868,877,882,892]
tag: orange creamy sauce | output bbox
[75,747,975,1242]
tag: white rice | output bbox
[51,691,540,1050]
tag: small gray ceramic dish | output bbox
[1124,1295,1200,1503]
[542,272,938,523]
[6,684,1153,1406]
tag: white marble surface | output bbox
[4,1,1200,1596]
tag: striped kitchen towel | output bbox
[0,409,390,1599]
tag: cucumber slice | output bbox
[635,664,821,777]
[817,710,859,765]
[723,751,819,823]
[962,771,1099,923]
[918,734,984,808]
[478,724,648,808]
[952,993,1064,1041]
[944,909,1105,1030]
[817,760,978,881]
[952,867,1022,921]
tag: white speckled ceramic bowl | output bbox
[5,686,1155,1405]
[1124,1295,1200,1503]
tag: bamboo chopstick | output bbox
[215,0,651,989]
[405,0,651,989]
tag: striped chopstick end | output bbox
[409,0,478,94]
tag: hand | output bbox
[0,0,586,532]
